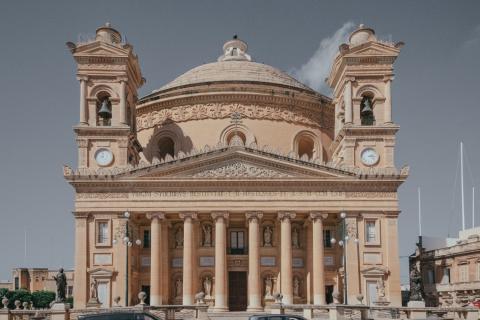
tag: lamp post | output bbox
[330,212,359,305]
[113,211,141,306]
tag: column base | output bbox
[247,306,264,312]
[211,306,229,312]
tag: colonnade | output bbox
[147,211,328,309]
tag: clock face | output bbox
[94,148,114,166]
[361,148,379,166]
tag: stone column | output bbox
[246,212,263,311]
[344,79,353,124]
[73,213,89,308]
[180,212,197,305]
[119,80,127,125]
[310,212,328,305]
[384,77,393,123]
[148,213,165,306]
[278,211,296,304]
[78,77,88,125]
[212,212,229,312]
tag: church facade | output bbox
[65,23,408,311]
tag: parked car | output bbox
[248,315,307,320]
[78,311,160,320]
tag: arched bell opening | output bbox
[96,92,112,126]
[360,94,375,126]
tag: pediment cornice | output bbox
[64,142,408,192]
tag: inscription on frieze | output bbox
[77,191,397,200]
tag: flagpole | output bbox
[461,142,465,231]
[418,187,422,236]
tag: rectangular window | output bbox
[143,230,150,249]
[365,221,377,243]
[97,222,109,244]
[459,264,469,282]
[14,277,19,290]
[441,267,450,284]
[230,231,246,254]
[323,229,332,248]
[427,269,435,284]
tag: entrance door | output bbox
[325,285,334,304]
[228,272,247,311]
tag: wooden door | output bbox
[228,271,247,311]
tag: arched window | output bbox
[158,137,175,159]
[297,135,315,159]
[96,94,112,126]
[360,95,375,126]
[226,131,246,146]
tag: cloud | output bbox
[291,22,355,93]
[463,24,480,48]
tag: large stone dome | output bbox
[150,36,315,94]
[156,60,313,92]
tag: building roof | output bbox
[152,36,315,94]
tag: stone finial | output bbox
[14,300,21,310]
[2,296,8,309]
[332,291,341,304]
[138,291,147,305]
[22,301,29,310]
[356,294,364,305]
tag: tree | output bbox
[7,289,32,309]
[31,291,56,309]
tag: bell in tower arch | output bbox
[98,98,112,126]
[360,96,375,126]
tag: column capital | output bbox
[117,76,129,83]
[309,212,329,222]
[344,76,355,83]
[277,211,296,221]
[383,75,395,82]
[146,212,166,220]
[179,212,198,220]
[211,212,229,222]
[77,75,89,82]
[246,212,263,223]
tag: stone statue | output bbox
[263,226,273,247]
[293,276,300,297]
[202,224,212,247]
[175,278,183,298]
[53,268,67,303]
[203,276,212,298]
[264,277,273,298]
[89,279,99,302]
[292,227,300,248]
[409,265,424,301]
[175,227,184,248]
[376,278,386,301]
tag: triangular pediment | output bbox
[347,42,400,57]
[121,148,355,180]
[361,266,390,276]
[73,41,129,57]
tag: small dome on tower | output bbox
[218,35,252,62]
[96,22,122,44]
[349,24,376,46]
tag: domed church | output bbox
[65,23,408,310]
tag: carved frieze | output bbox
[136,102,333,131]
[192,161,292,178]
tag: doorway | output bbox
[228,271,247,311]
[325,285,334,304]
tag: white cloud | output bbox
[463,24,480,48]
[291,22,355,93]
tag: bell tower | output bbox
[327,25,404,169]
[67,23,145,169]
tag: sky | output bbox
[0,1,479,286]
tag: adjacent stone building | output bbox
[65,23,408,310]
[410,228,480,307]
[9,268,74,297]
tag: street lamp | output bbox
[330,212,358,305]
[113,211,141,306]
